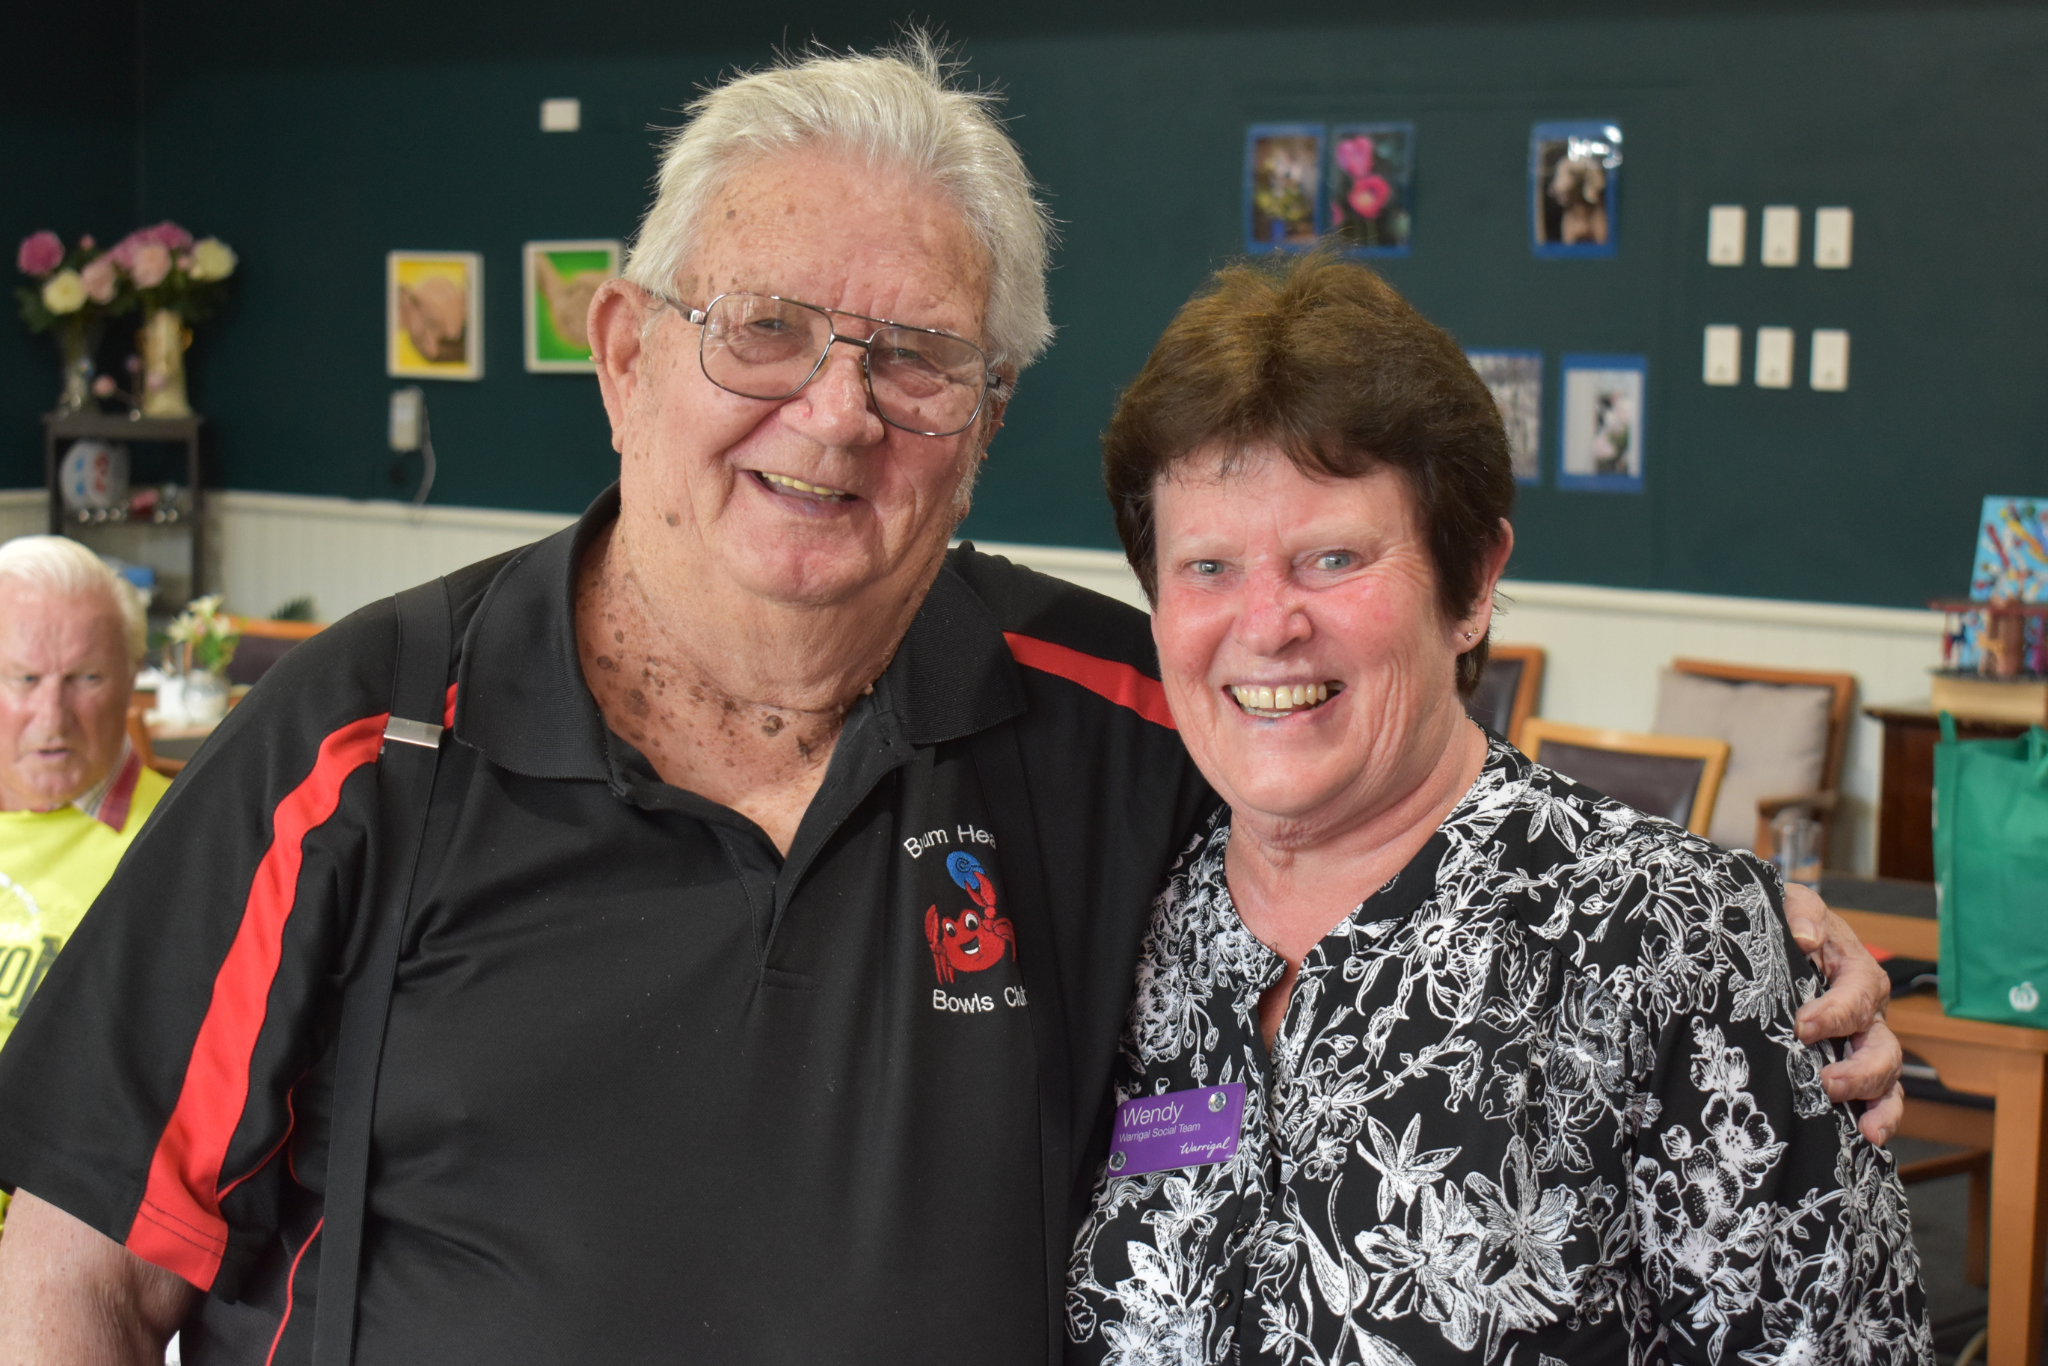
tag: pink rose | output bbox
[81,255,119,303]
[141,221,194,251]
[93,376,117,398]
[16,230,63,277]
[1348,174,1393,220]
[131,243,173,289]
[1335,136,1376,181]
[79,234,95,250]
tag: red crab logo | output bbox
[924,851,1016,984]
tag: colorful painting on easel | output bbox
[1970,496,2048,602]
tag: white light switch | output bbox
[1761,205,1800,267]
[1814,208,1853,268]
[540,97,581,132]
[1707,206,1746,266]
[388,387,423,451]
[1755,326,1794,388]
[1810,329,1849,390]
[1703,325,1742,384]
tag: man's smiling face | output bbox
[613,145,996,612]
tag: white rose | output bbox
[40,270,87,315]
[188,238,237,283]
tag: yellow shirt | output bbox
[0,754,170,1044]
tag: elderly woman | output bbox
[1066,255,1930,1365]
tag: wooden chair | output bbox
[225,615,325,687]
[1464,644,1545,750]
[126,691,182,778]
[1518,719,1729,837]
[1666,659,1857,863]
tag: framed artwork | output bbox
[387,251,483,380]
[1557,354,1645,492]
[1244,124,1323,253]
[1970,496,2048,602]
[1327,123,1414,256]
[1531,121,1621,259]
[1466,350,1543,484]
[524,239,622,373]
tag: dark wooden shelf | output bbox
[40,411,208,606]
[43,412,203,442]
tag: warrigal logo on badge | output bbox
[924,851,1016,984]
[2012,981,2040,1012]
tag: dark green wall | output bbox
[2,2,138,469]
[9,3,2045,608]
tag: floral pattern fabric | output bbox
[1067,739,1930,1366]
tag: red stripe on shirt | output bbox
[1002,632,1176,730]
[126,713,388,1289]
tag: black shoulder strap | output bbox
[977,725,1074,1366]
[310,578,453,1366]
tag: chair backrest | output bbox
[1659,658,1857,855]
[1520,718,1730,837]
[1464,644,1546,748]
[1667,658,1857,796]
[225,615,325,687]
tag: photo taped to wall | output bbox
[1327,123,1414,256]
[1244,124,1323,253]
[1558,354,1645,492]
[388,251,483,380]
[1467,350,1543,484]
[1531,121,1621,259]
[524,240,622,373]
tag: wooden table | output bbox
[1841,908,2048,1366]
[1864,707,2030,881]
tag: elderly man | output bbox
[0,536,165,1042]
[0,41,1897,1366]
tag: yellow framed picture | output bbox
[524,240,621,373]
[387,251,483,380]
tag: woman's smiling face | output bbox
[1150,447,1493,847]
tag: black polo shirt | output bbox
[0,487,1215,1365]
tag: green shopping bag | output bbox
[1935,713,2048,1025]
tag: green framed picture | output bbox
[523,239,622,373]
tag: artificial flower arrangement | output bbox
[14,223,237,414]
[166,593,239,675]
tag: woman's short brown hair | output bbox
[1102,252,1515,693]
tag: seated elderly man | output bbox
[0,536,165,1043]
[0,39,1897,1366]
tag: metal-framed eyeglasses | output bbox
[653,289,1005,438]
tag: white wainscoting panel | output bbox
[0,491,48,544]
[211,491,576,623]
[0,492,1937,875]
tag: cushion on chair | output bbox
[1652,669,1832,853]
[1535,741,1706,828]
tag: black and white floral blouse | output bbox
[1067,739,1930,1366]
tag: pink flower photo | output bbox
[1327,123,1413,255]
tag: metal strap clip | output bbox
[382,717,444,750]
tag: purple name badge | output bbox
[1107,1083,1246,1177]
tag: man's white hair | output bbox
[625,33,1055,373]
[0,536,149,665]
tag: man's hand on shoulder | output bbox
[0,1190,193,1365]
[1783,881,1905,1146]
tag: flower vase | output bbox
[54,318,100,415]
[140,308,194,418]
[181,669,229,726]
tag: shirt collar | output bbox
[454,483,1024,781]
[72,739,142,831]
